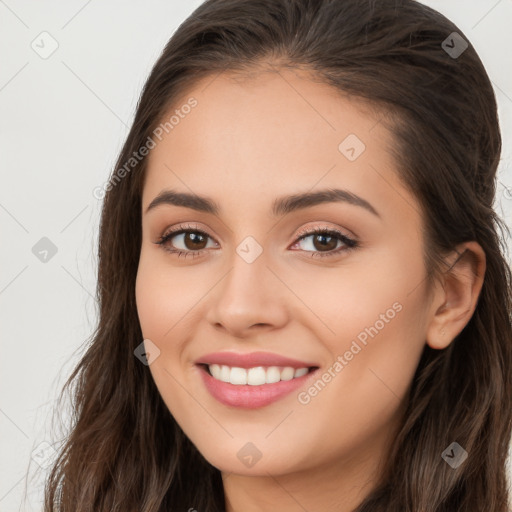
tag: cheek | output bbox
[135,255,202,415]
[278,243,426,344]
[287,294,427,465]
[135,264,169,341]
[287,243,429,407]
[135,250,210,341]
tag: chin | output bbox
[193,437,313,477]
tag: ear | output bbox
[426,241,486,350]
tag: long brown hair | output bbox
[44,0,512,510]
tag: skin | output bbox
[135,67,485,512]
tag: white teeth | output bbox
[294,367,309,378]
[247,366,266,386]
[230,367,247,385]
[220,365,230,382]
[266,366,281,384]
[209,363,221,380]
[207,364,311,385]
[280,367,295,381]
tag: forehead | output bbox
[142,68,419,225]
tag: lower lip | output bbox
[197,365,318,409]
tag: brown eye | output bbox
[291,227,358,258]
[311,233,339,252]
[155,227,218,256]
[183,232,208,250]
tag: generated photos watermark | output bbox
[297,301,403,405]
[93,97,198,200]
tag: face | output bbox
[135,67,433,478]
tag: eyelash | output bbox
[154,223,359,259]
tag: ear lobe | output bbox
[426,241,486,350]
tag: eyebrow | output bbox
[145,188,380,218]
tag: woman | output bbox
[44,0,512,510]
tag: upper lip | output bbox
[195,351,318,369]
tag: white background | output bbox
[1,1,511,510]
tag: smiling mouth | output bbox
[198,363,318,386]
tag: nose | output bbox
[206,248,289,338]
